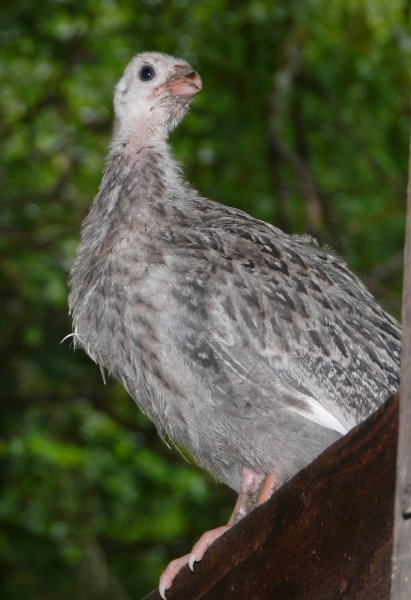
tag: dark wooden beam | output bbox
[143,393,398,600]
[391,136,411,599]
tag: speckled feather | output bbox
[69,52,401,493]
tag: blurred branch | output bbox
[266,28,339,242]
[368,251,404,281]
[78,538,132,600]
[360,252,403,315]
[289,85,344,248]
[288,86,325,231]
[265,29,303,232]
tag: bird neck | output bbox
[110,115,170,154]
[93,138,186,224]
[111,137,182,183]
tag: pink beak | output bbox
[167,71,202,98]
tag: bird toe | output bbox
[188,525,230,569]
[159,554,190,599]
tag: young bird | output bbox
[68,52,401,598]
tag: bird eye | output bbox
[139,65,155,81]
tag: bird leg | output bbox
[256,472,280,506]
[159,466,268,599]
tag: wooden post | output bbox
[391,134,411,598]
[143,395,398,600]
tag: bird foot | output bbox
[158,525,230,599]
[158,468,278,598]
[159,554,190,600]
[188,525,230,570]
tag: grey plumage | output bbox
[69,52,401,495]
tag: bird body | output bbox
[69,51,401,593]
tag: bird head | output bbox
[113,52,202,146]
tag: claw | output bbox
[188,554,196,572]
[189,525,229,567]
[159,581,167,600]
[158,554,190,599]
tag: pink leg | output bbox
[158,466,264,599]
[256,473,281,506]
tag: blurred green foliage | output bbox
[1,0,409,598]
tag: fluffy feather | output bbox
[69,52,401,494]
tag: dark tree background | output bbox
[1,1,409,598]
